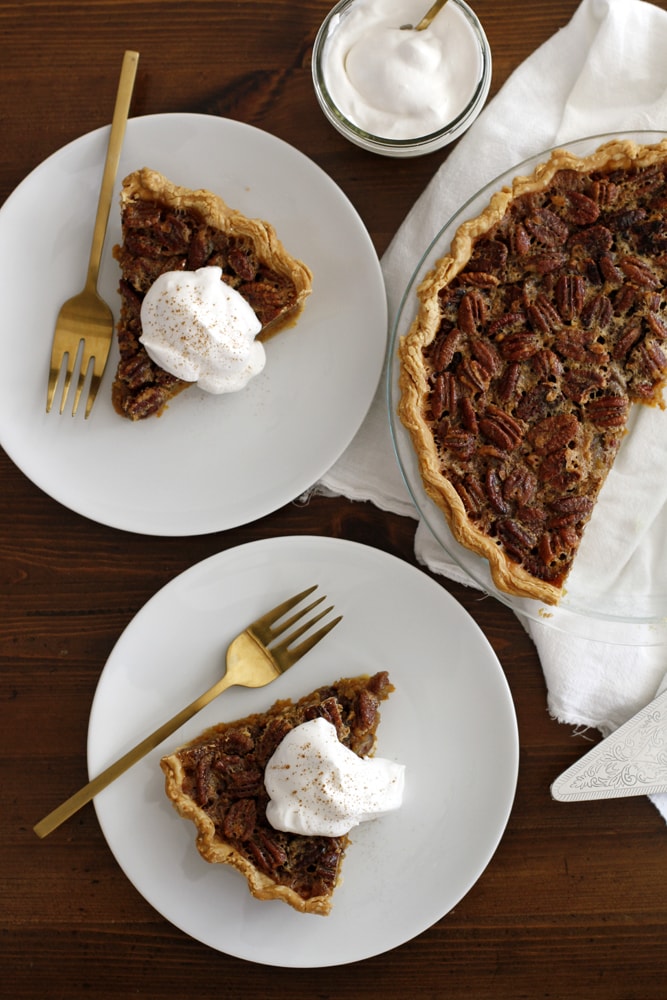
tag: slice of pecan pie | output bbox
[160,671,394,916]
[112,168,312,419]
[399,139,667,604]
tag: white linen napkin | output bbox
[316,0,667,820]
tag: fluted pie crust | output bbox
[399,139,667,604]
[112,168,313,419]
[160,672,394,916]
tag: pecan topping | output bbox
[586,396,628,427]
[223,799,256,841]
[458,291,487,334]
[486,468,509,514]
[469,239,508,273]
[548,495,595,527]
[527,294,561,335]
[620,255,662,289]
[580,293,613,329]
[431,373,457,420]
[439,427,476,459]
[163,673,393,911]
[502,465,537,505]
[458,357,492,392]
[560,190,600,225]
[524,207,570,246]
[555,274,585,321]
[496,519,538,560]
[401,143,667,602]
[500,331,540,361]
[528,413,579,455]
[478,406,524,452]
[431,327,461,371]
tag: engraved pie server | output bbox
[46,50,139,418]
[34,585,342,838]
[551,687,667,801]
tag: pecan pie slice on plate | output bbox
[112,168,313,419]
[160,671,394,916]
[399,138,667,605]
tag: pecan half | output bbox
[222,799,256,841]
[478,405,524,452]
[496,518,538,560]
[548,495,595,527]
[431,372,458,420]
[527,294,561,336]
[619,255,662,289]
[528,413,579,455]
[502,465,537,505]
[580,293,613,329]
[524,207,570,246]
[486,468,510,514]
[560,191,600,225]
[458,291,487,334]
[555,274,585,321]
[439,427,476,460]
[431,327,461,371]
[500,331,540,361]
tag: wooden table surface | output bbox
[2,1,666,997]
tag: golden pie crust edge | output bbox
[398,138,667,605]
[160,752,338,916]
[118,166,314,340]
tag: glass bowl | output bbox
[311,0,492,158]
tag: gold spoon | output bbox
[401,0,449,31]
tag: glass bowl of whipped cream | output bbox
[311,0,492,157]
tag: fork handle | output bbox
[85,50,139,293]
[33,671,233,839]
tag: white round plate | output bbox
[0,114,387,535]
[389,131,667,644]
[88,535,518,967]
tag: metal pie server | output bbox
[551,688,667,801]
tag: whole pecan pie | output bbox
[399,139,667,604]
[112,168,312,419]
[160,671,394,916]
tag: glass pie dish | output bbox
[389,131,667,644]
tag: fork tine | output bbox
[58,348,79,415]
[271,611,343,671]
[84,353,107,418]
[274,602,335,647]
[46,362,61,414]
[70,354,91,417]
[249,585,319,643]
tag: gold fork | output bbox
[46,50,139,419]
[33,585,341,839]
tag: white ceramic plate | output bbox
[0,114,386,535]
[88,535,518,967]
[389,131,667,644]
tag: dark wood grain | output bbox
[2,2,666,997]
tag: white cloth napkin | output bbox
[316,0,667,820]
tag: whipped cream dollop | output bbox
[264,717,405,837]
[322,0,482,139]
[140,266,265,393]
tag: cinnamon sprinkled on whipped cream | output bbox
[264,717,405,837]
[140,265,265,393]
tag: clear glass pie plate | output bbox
[389,131,667,645]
